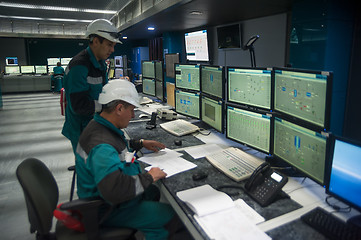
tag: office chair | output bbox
[16,158,136,240]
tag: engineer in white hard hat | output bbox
[75,80,188,240]
[62,19,122,152]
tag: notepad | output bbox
[177,185,270,240]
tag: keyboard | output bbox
[205,147,263,181]
[301,207,361,240]
[160,119,200,137]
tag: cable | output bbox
[216,185,244,196]
[325,196,351,213]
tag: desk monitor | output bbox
[273,117,327,185]
[142,77,156,96]
[155,61,163,81]
[227,67,272,110]
[155,80,164,101]
[201,95,224,133]
[20,65,35,74]
[35,65,47,74]
[226,104,271,153]
[5,65,20,74]
[175,89,200,119]
[47,58,60,66]
[48,65,56,74]
[274,68,332,130]
[325,135,361,211]
[6,57,18,65]
[175,64,200,91]
[61,58,72,65]
[201,65,225,99]
[142,61,155,79]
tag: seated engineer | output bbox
[52,62,65,92]
[75,80,187,239]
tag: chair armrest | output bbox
[60,198,103,211]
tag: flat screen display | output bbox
[35,65,47,74]
[175,64,200,91]
[201,65,224,99]
[201,96,223,132]
[5,66,20,74]
[6,57,18,65]
[142,77,156,96]
[175,89,200,119]
[185,30,209,62]
[21,66,35,74]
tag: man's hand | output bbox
[148,167,167,182]
[142,140,165,152]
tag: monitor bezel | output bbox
[5,57,18,66]
[225,102,273,154]
[200,65,225,100]
[226,66,273,111]
[155,79,164,102]
[201,94,224,133]
[35,65,48,75]
[272,67,333,131]
[272,116,329,185]
[174,63,201,92]
[5,65,21,74]
[325,134,361,212]
[20,65,35,74]
[141,60,156,79]
[142,77,156,97]
[174,88,201,119]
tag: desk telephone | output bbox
[245,162,288,207]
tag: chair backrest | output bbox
[16,158,59,235]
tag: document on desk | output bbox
[184,143,224,159]
[139,148,197,177]
[177,185,269,240]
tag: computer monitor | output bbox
[5,57,18,65]
[155,80,164,101]
[175,89,200,119]
[35,65,47,75]
[184,29,209,62]
[201,95,224,133]
[142,61,155,79]
[155,61,163,81]
[20,66,35,74]
[201,65,225,99]
[48,65,56,74]
[227,67,272,110]
[325,135,361,211]
[273,117,328,185]
[61,58,72,65]
[175,64,200,91]
[273,67,332,130]
[142,77,156,96]
[226,104,272,153]
[5,66,20,74]
[47,58,60,66]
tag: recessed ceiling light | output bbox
[189,11,202,15]
[148,27,155,31]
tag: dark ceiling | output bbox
[0,0,294,40]
[120,0,293,40]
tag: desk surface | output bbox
[126,109,310,239]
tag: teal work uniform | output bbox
[76,114,175,240]
[52,66,65,92]
[61,46,108,152]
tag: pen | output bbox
[131,151,136,163]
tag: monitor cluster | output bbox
[142,63,334,186]
[141,60,164,101]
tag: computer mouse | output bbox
[174,140,182,146]
[192,171,208,181]
[139,113,150,119]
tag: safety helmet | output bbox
[98,80,140,108]
[86,19,122,43]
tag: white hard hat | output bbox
[98,80,140,108]
[86,19,122,44]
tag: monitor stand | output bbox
[265,155,305,178]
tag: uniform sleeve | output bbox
[88,144,153,205]
[66,65,95,116]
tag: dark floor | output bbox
[0,92,74,240]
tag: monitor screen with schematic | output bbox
[201,65,224,99]
[175,89,200,119]
[226,104,272,154]
[142,77,156,97]
[273,117,328,185]
[175,64,200,92]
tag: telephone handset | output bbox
[245,162,288,207]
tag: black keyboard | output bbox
[301,207,361,240]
